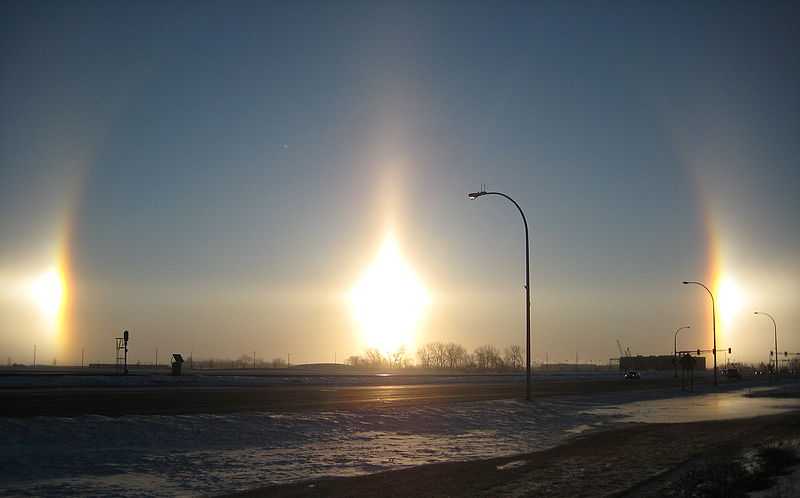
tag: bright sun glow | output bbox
[350,236,429,353]
[716,276,743,323]
[29,270,65,322]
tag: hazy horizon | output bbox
[1,1,798,368]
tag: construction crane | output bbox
[617,339,631,357]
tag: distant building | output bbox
[620,355,706,372]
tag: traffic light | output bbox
[728,348,731,353]
[697,349,701,355]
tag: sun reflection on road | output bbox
[585,387,799,423]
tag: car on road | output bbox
[723,368,742,380]
[624,370,641,380]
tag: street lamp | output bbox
[754,311,778,381]
[469,189,532,401]
[682,281,718,386]
[673,325,690,377]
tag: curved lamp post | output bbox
[754,311,778,381]
[682,281,717,386]
[469,189,532,401]
[673,325,690,377]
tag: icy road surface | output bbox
[1,383,797,498]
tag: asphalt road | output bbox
[0,377,688,417]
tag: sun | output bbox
[30,269,66,322]
[350,236,429,353]
[716,276,743,324]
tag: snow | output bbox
[1,377,797,498]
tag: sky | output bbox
[1,0,798,368]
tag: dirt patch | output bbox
[214,410,800,498]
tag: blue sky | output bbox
[1,1,798,367]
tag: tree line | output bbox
[346,342,524,372]
[189,355,287,369]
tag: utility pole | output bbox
[81,347,85,367]
[755,312,779,381]
[468,189,533,400]
[683,281,718,386]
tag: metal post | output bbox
[33,345,36,368]
[673,326,690,377]
[683,281,717,386]
[755,312,778,381]
[123,330,129,375]
[469,189,532,401]
[681,356,685,391]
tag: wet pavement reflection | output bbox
[585,386,800,423]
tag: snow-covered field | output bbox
[1,377,797,498]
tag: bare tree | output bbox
[269,357,286,368]
[417,342,469,370]
[363,348,386,369]
[387,346,406,368]
[430,342,447,369]
[236,354,252,368]
[504,345,523,370]
[474,345,501,371]
[445,343,467,369]
[462,353,476,372]
[416,344,432,368]
[346,355,364,368]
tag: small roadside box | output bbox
[171,354,185,376]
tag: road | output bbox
[0,377,687,417]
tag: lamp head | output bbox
[682,281,689,284]
[468,192,484,200]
